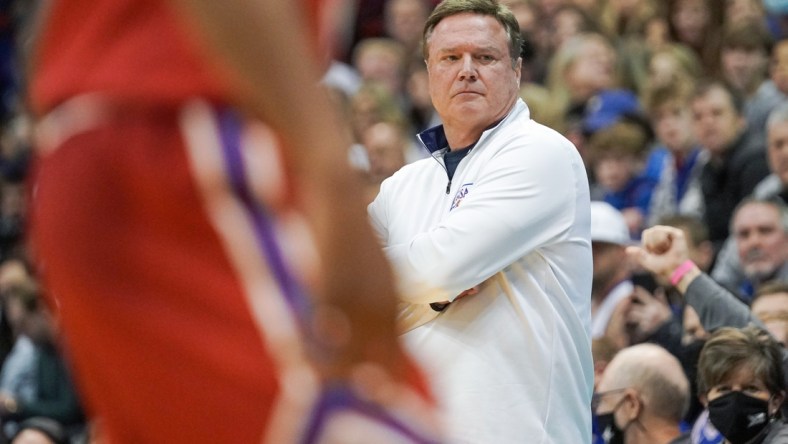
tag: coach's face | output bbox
[425,13,521,137]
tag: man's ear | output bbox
[769,390,785,416]
[699,393,708,408]
[623,388,642,421]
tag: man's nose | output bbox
[458,55,477,80]
[742,234,762,251]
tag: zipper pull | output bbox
[446,180,451,194]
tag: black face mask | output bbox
[708,391,771,444]
[596,411,625,444]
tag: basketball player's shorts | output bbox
[30,96,441,444]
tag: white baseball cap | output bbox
[590,201,632,246]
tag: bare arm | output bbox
[169,0,406,379]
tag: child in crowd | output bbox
[643,79,707,226]
[587,121,655,237]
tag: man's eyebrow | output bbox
[435,45,502,54]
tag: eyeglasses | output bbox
[591,388,629,412]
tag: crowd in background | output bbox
[0,0,782,443]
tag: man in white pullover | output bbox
[368,0,593,442]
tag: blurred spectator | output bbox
[627,215,713,352]
[0,114,32,266]
[347,80,410,173]
[582,87,646,135]
[597,0,659,40]
[751,281,788,346]
[772,39,788,96]
[359,120,412,202]
[720,21,772,101]
[348,80,406,144]
[665,0,724,76]
[535,0,567,20]
[720,21,777,145]
[592,336,620,391]
[587,120,655,236]
[0,181,24,263]
[0,279,84,440]
[644,80,707,226]
[590,201,636,341]
[548,4,599,53]
[754,101,788,203]
[519,81,563,129]
[322,59,362,99]
[745,35,788,152]
[384,0,431,56]
[593,343,691,444]
[315,0,361,98]
[0,113,30,269]
[569,0,604,23]
[0,261,39,439]
[362,120,410,178]
[505,0,563,125]
[628,224,787,442]
[643,14,671,52]
[403,57,440,136]
[718,198,788,301]
[546,32,619,136]
[501,0,550,84]
[644,43,703,93]
[351,0,441,57]
[764,0,788,39]
[352,37,408,98]
[600,0,661,97]
[0,256,25,365]
[0,114,32,184]
[697,326,788,444]
[501,0,539,34]
[711,102,788,298]
[724,0,767,28]
[691,80,770,253]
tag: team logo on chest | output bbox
[450,183,473,211]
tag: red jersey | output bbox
[29,0,331,115]
[28,2,442,443]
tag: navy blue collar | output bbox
[418,116,508,154]
[418,124,449,154]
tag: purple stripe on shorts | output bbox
[216,108,437,444]
[301,383,439,444]
[215,108,311,323]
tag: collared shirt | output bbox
[370,99,593,443]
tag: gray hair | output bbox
[422,0,523,68]
[731,197,788,234]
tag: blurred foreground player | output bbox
[27,1,439,443]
